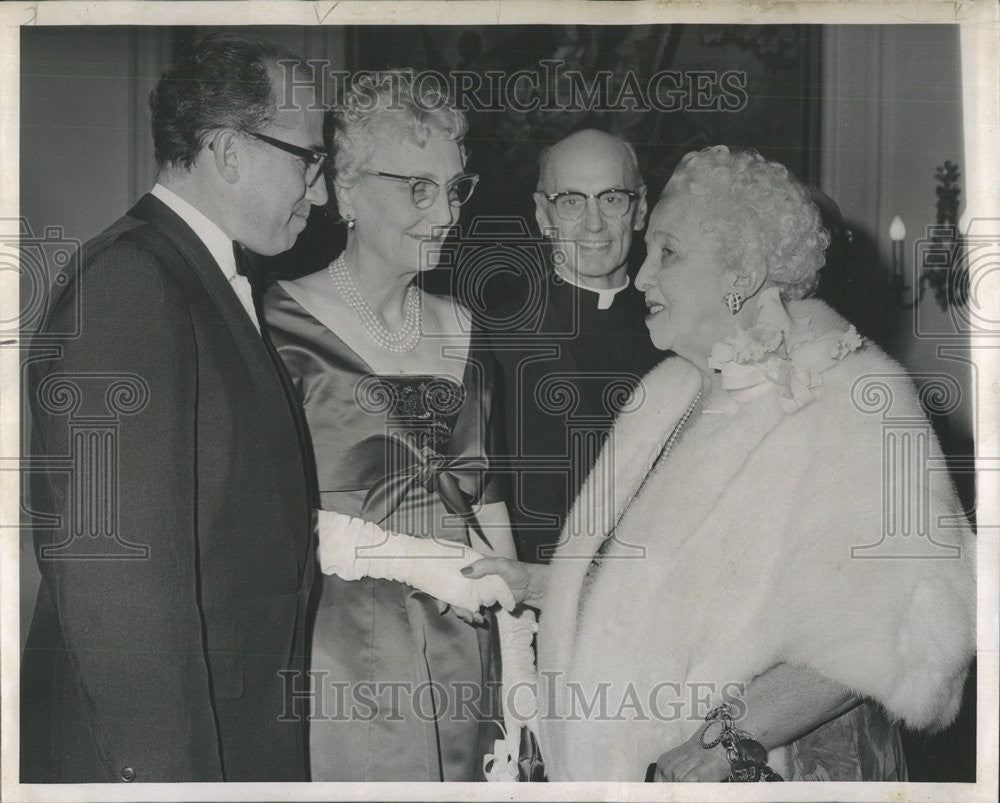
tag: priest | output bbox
[488,130,662,563]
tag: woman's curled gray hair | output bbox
[331,69,468,187]
[666,145,830,299]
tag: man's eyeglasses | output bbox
[543,188,639,221]
[246,131,329,188]
[361,170,480,210]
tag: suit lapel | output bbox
[128,195,264,346]
[255,303,320,508]
[127,193,318,517]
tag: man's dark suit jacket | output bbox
[21,195,316,782]
[486,272,662,564]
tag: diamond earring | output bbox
[724,291,744,314]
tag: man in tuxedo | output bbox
[489,129,661,563]
[21,33,327,782]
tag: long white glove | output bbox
[316,508,516,613]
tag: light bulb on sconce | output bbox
[888,214,916,308]
[889,215,906,280]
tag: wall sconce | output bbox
[889,215,909,307]
[889,161,969,311]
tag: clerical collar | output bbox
[553,266,630,310]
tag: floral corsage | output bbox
[708,287,863,414]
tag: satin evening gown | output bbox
[264,281,503,781]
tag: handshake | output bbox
[316,509,537,614]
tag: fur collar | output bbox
[540,356,703,675]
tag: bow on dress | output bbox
[361,433,494,550]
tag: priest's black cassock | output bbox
[487,270,662,563]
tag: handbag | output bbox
[517,725,547,782]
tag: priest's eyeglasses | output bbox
[543,188,639,221]
[361,170,480,209]
[246,132,329,188]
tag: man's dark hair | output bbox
[150,33,305,169]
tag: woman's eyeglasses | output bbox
[246,131,329,188]
[361,170,480,209]
[543,188,639,221]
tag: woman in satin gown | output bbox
[263,71,517,781]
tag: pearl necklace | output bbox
[327,254,421,353]
[585,389,702,576]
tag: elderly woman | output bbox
[466,145,975,782]
[263,71,517,781]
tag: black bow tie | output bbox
[233,241,267,321]
[233,241,251,279]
